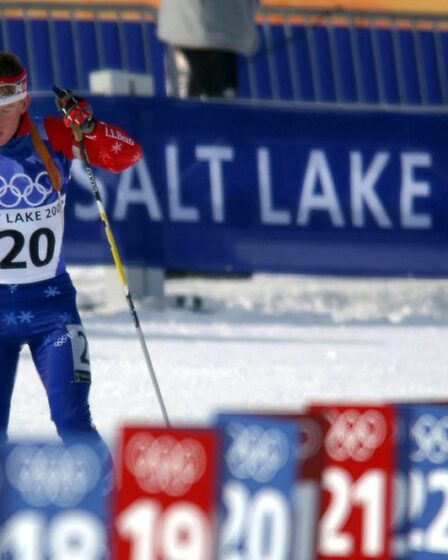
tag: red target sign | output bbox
[111,426,220,560]
[309,403,396,560]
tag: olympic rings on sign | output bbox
[325,409,387,462]
[226,423,289,483]
[5,444,101,507]
[411,414,448,464]
[297,417,324,460]
[125,433,207,497]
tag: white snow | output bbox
[9,267,448,446]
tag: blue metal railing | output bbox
[2,2,448,110]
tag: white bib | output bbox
[0,194,65,284]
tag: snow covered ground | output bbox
[9,268,448,447]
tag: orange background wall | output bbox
[261,0,448,14]
[9,0,448,16]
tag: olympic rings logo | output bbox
[298,418,323,461]
[411,414,448,464]
[0,172,53,208]
[325,410,387,462]
[226,423,289,483]
[5,444,101,507]
[125,433,207,497]
[53,331,74,348]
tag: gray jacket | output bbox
[157,0,259,56]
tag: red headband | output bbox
[0,68,27,85]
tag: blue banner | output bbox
[31,97,448,277]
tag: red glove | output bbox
[55,89,96,134]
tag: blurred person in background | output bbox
[0,52,142,445]
[157,0,259,98]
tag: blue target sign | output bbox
[0,439,110,559]
[407,404,448,559]
[215,413,299,560]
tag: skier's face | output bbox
[0,96,29,146]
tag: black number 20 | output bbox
[0,228,55,269]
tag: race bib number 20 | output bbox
[0,194,64,283]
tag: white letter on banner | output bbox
[350,152,392,228]
[72,159,107,220]
[258,148,291,225]
[166,144,200,222]
[195,145,234,223]
[401,153,432,229]
[297,150,345,226]
[113,158,162,221]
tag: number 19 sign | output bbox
[111,426,220,560]
[309,403,396,560]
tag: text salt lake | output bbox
[72,144,434,230]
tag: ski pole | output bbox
[53,85,170,427]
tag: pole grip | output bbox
[52,84,66,97]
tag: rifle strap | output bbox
[30,122,62,192]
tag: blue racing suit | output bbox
[0,111,142,443]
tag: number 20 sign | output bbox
[111,426,220,560]
[308,403,396,560]
[215,413,298,560]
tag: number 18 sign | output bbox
[111,426,220,560]
[0,439,110,560]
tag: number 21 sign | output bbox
[309,403,396,560]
